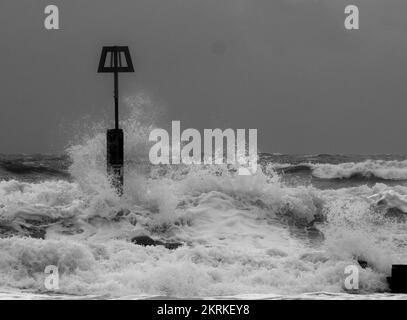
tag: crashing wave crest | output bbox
[0,94,406,297]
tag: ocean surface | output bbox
[1,110,407,300]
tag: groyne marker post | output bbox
[98,46,134,195]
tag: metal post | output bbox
[108,49,123,195]
[106,128,123,195]
[113,50,119,129]
[98,46,134,196]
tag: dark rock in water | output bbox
[132,235,157,246]
[163,242,183,250]
[358,259,368,269]
[131,235,182,250]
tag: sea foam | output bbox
[0,94,406,298]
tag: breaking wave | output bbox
[274,160,407,181]
[311,160,407,181]
[0,94,406,298]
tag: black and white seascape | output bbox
[0,0,407,300]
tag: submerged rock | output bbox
[358,259,368,269]
[131,235,183,250]
[131,235,156,246]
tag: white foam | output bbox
[0,94,406,298]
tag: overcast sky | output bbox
[1,0,407,154]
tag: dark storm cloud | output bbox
[0,0,407,154]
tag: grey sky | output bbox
[1,0,407,154]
